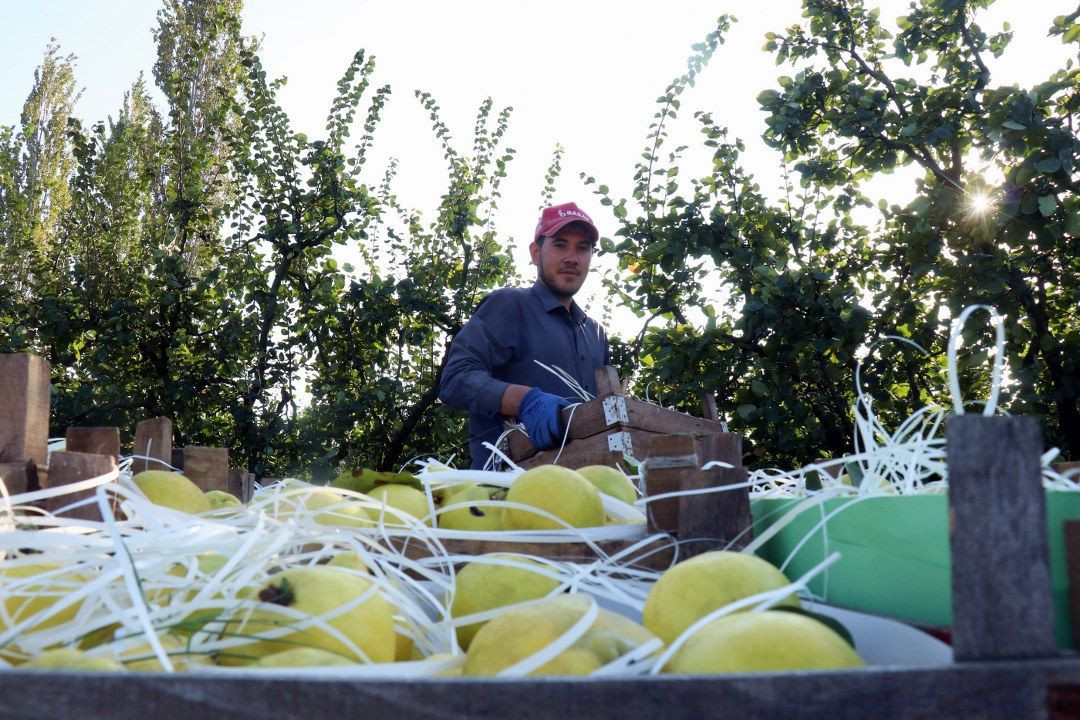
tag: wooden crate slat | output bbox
[948,414,1056,661]
[3,659,1080,720]
[0,353,51,468]
[131,417,173,473]
[183,446,230,493]
[43,451,117,521]
[515,429,666,470]
[0,460,34,495]
[65,426,121,463]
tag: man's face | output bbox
[530,224,594,300]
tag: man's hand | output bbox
[517,387,570,450]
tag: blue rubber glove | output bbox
[518,387,570,450]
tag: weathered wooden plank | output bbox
[228,468,254,503]
[677,433,749,557]
[43,451,118,521]
[0,353,51,468]
[700,391,719,422]
[65,426,121,462]
[506,387,725,463]
[131,417,173,473]
[948,414,1055,661]
[514,429,666,470]
[594,365,622,397]
[183,446,230,493]
[1066,520,1080,650]
[3,658,1080,720]
[642,434,697,534]
[0,460,33,495]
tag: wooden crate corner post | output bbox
[183,446,229,493]
[44,451,118,522]
[131,417,173,473]
[642,432,750,559]
[65,427,121,463]
[948,414,1056,661]
[0,353,51,481]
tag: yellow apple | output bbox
[502,465,604,530]
[438,486,504,531]
[664,610,864,673]
[449,553,561,649]
[576,465,638,505]
[642,550,799,644]
[253,647,357,667]
[367,484,434,526]
[132,470,212,514]
[21,647,123,671]
[463,594,658,676]
[1,563,86,662]
[220,566,395,665]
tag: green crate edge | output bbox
[750,491,1080,649]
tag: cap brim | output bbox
[535,217,599,244]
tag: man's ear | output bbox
[529,240,540,267]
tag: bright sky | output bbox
[1,1,1075,335]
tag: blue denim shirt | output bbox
[439,281,611,468]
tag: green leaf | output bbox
[736,404,756,420]
[1039,195,1057,216]
[771,606,856,649]
[1035,157,1062,173]
[1001,120,1026,130]
[751,380,768,396]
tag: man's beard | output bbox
[538,265,580,299]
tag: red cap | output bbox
[534,202,599,245]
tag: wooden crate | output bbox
[503,366,726,469]
[4,415,1080,718]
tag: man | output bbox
[438,202,611,469]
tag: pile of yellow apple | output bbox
[131,463,640,532]
[1,462,865,676]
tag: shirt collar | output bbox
[531,280,586,324]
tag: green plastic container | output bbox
[751,491,1080,648]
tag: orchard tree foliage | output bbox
[757,0,1080,457]
[591,16,880,465]
[281,93,519,473]
[592,1,1079,465]
[2,0,1077,478]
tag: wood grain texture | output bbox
[948,414,1055,661]
[3,658,1079,720]
[131,417,173,473]
[0,353,51,467]
[228,468,254,503]
[506,395,726,462]
[43,451,117,521]
[700,391,719,422]
[594,365,622,397]
[1065,521,1080,650]
[514,429,666,470]
[677,433,750,556]
[65,427,121,462]
[183,446,230,493]
[0,460,33,495]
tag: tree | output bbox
[280,93,519,474]
[758,0,1080,457]
[0,41,79,328]
[589,17,879,467]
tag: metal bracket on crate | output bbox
[602,395,629,426]
[607,431,634,456]
[644,454,698,469]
